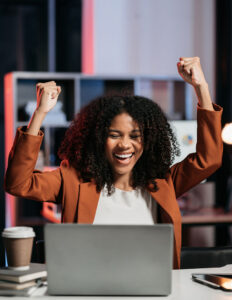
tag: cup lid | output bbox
[2,227,35,238]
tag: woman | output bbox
[4,57,223,269]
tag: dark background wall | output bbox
[215,0,232,245]
[0,0,82,266]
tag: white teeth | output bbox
[114,153,133,159]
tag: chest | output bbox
[93,187,157,224]
[60,168,181,225]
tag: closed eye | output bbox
[108,134,120,138]
[130,135,141,139]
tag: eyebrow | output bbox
[108,129,141,133]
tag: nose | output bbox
[118,137,130,149]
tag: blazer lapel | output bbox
[149,179,179,224]
[78,181,100,223]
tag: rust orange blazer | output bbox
[4,104,223,269]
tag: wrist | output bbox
[35,107,48,117]
[194,81,209,94]
[27,109,46,136]
[194,82,214,111]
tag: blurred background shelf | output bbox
[182,207,232,225]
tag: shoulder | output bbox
[60,160,90,184]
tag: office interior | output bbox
[0,0,231,268]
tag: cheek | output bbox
[135,142,143,157]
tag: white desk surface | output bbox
[2,265,232,300]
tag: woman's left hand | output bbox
[177,56,213,110]
[177,57,207,87]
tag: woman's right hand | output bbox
[36,81,61,114]
[26,81,61,135]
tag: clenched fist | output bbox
[36,81,61,114]
[177,57,207,87]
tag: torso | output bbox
[93,186,157,224]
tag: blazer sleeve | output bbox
[4,127,62,203]
[170,103,223,199]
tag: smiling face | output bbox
[105,112,143,181]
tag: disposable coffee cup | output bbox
[2,227,35,271]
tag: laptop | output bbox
[44,224,173,296]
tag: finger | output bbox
[43,86,59,93]
[177,62,186,76]
[181,61,195,69]
[57,86,62,94]
[178,59,194,72]
[42,84,57,91]
[179,57,195,61]
[43,81,56,86]
[179,60,194,69]
[183,65,192,75]
[51,92,58,99]
[177,62,182,72]
[38,81,57,91]
[48,87,61,99]
[177,61,191,75]
[52,88,60,99]
[36,83,55,93]
[180,57,200,67]
[37,81,56,86]
[178,60,193,68]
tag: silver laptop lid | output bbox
[45,224,173,296]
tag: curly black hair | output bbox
[58,95,180,194]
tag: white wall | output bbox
[93,0,215,99]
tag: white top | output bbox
[93,186,157,225]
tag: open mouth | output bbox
[113,153,134,161]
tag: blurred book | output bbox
[0,279,36,290]
[0,263,47,283]
[0,284,42,297]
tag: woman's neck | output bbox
[113,173,133,191]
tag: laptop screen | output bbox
[45,224,173,296]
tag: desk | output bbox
[1,265,232,299]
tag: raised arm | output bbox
[27,81,61,135]
[171,57,223,198]
[4,81,62,202]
